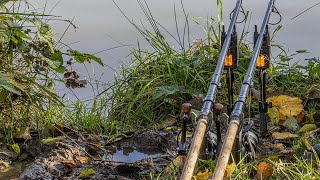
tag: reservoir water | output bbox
[33,0,320,100]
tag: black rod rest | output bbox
[221,25,239,117]
[255,25,273,136]
[178,113,189,155]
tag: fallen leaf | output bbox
[11,144,20,155]
[0,160,10,172]
[299,124,317,133]
[257,162,273,179]
[225,163,236,178]
[266,143,286,151]
[86,134,101,142]
[305,112,315,123]
[304,128,320,138]
[14,127,31,139]
[267,107,280,126]
[193,168,213,180]
[0,148,18,158]
[267,95,304,124]
[164,155,186,174]
[79,168,95,178]
[41,136,66,145]
[79,156,89,164]
[300,137,313,150]
[272,132,299,140]
[283,116,299,132]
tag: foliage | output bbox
[0,0,104,143]
[107,0,253,131]
[268,51,320,98]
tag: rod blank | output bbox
[180,0,243,179]
[211,0,276,179]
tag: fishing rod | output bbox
[212,0,276,179]
[179,0,243,179]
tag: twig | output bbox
[53,125,98,161]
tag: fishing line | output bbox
[291,2,320,20]
[269,4,282,25]
[229,3,246,23]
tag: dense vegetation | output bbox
[0,0,320,179]
[0,1,106,143]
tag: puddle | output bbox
[111,150,161,163]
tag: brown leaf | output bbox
[272,132,299,140]
[266,143,286,151]
[64,159,80,169]
[257,162,273,179]
[14,127,31,140]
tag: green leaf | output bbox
[79,168,95,178]
[153,85,180,100]
[32,19,55,53]
[283,116,299,132]
[0,73,21,95]
[15,30,32,40]
[42,136,66,145]
[46,50,63,69]
[55,66,66,73]
[296,50,308,53]
[299,124,317,133]
[11,144,20,154]
[67,50,103,66]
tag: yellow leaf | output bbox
[79,156,89,164]
[267,95,304,124]
[79,168,95,178]
[272,132,299,140]
[193,168,213,180]
[11,143,20,154]
[225,163,236,178]
[164,155,186,173]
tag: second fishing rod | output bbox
[179,0,243,179]
[212,0,276,179]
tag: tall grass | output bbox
[0,0,106,143]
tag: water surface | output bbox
[34,0,320,99]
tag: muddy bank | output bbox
[17,129,176,180]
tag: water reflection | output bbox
[111,150,160,163]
